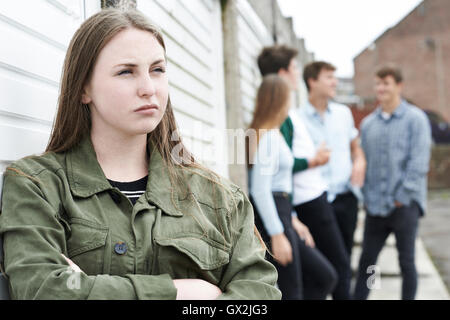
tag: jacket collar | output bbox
[145,144,183,217]
[66,136,183,216]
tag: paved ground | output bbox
[419,189,450,294]
[350,191,450,300]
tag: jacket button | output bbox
[114,242,127,255]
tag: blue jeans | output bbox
[354,201,420,300]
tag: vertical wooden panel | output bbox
[223,0,273,189]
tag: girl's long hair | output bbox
[246,74,291,168]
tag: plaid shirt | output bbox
[360,100,432,216]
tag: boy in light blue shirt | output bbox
[298,61,366,260]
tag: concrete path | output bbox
[419,189,450,295]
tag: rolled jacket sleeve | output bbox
[217,188,281,300]
[0,169,177,300]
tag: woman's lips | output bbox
[135,104,158,114]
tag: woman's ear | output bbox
[81,87,92,104]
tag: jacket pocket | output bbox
[67,218,109,275]
[154,236,230,284]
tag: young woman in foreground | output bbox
[0,9,280,300]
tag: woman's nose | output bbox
[137,74,156,97]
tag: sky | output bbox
[277,0,423,78]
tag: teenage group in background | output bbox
[246,45,432,300]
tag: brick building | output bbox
[353,0,450,122]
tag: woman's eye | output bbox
[118,69,132,76]
[152,67,166,73]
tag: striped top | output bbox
[108,175,148,205]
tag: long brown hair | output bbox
[246,74,291,168]
[46,9,194,170]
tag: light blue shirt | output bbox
[248,130,294,236]
[360,100,431,217]
[299,101,360,202]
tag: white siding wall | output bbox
[0,0,100,191]
[137,0,228,177]
[235,0,272,127]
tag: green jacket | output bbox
[0,137,281,300]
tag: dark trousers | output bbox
[294,192,352,300]
[331,192,359,257]
[353,201,420,300]
[252,193,337,300]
